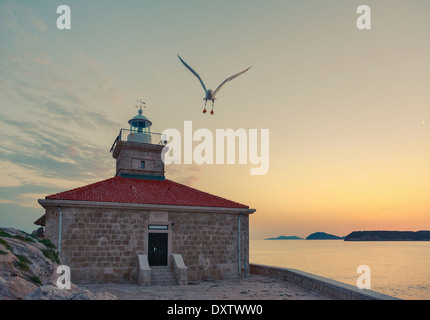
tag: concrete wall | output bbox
[43,204,250,284]
[250,264,400,300]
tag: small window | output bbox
[148,225,168,230]
[140,161,145,169]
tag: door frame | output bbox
[144,212,172,267]
[148,232,169,266]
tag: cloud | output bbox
[165,164,201,187]
[33,56,50,66]
[18,193,48,208]
[0,1,124,217]
[0,199,16,204]
[0,116,114,182]
[0,184,55,204]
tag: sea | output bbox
[249,240,430,300]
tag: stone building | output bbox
[36,108,255,285]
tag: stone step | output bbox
[151,266,177,286]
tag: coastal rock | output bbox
[0,244,17,276]
[6,237,57,280]
[0,276,11,298]
[0,227,117,300]
[24,283,117,300]
[0,249,41,300]
[32,227,44,238]
[0,227,59,299]
[2,275,38,300]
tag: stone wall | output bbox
[45,206,147,283]
[112,141,165,177]
[170,212,249,281]
[43,205,250,284]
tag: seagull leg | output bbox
[210,100,214,115]
[203,100,207,114]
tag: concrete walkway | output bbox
[81,274,332,300]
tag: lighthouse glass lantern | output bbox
[127,107,152,144]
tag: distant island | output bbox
[264,231,430,241]
[265,235,303,240]
[306,232,344,240]
[264,232,345,240]
[344,231,430,241]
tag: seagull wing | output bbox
[177,55,207,93]
[213,66,251,97]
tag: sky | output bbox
[0,0,429,239]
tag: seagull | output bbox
[178,55,251,115]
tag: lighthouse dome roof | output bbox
[128,108,152,126]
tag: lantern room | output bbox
[127,106,152,144]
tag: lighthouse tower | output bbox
[111,102,166,180]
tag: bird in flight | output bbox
[178,55,251,115]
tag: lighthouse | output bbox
[37,100,255,285]
[111,103,166,180]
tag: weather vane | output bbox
[136,98,146,111]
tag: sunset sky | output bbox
[1,0,429,239]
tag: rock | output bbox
[70,289,117,300]
[0,248,39,299]
[6,276,38,300]
[0,227,117,300]
[0,244,18,277]
[0,228,27,238]
[32,227,44,238]
[5,237,57,281]
[0,276,11,299]
[24,283,117,300]
[0,227,58,299]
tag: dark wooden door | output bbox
[148,233,168,266]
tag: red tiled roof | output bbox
[45,176,249,209]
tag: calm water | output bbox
[249,240,430,300]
